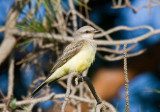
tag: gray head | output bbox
[74,26,98,40]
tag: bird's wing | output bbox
[47,40,85,77]
[31,40,85,96]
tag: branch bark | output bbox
[0,0,30,65]
[9,25,160,46]
[62,72,77,112]
[6,54,15,110]
[123,44,129,112]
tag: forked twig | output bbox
[78,76,115,112]
[78,77,102,105]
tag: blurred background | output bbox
[0,0,160,112]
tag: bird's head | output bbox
[74,26,98,40]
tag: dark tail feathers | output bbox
[31,81,47,97]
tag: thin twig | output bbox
[0,94,96,108]
[78,77,102,104]
[112,0,116,6]
[96,101,117,112]
[123,44,129,112]
[112,0,160,13]
[95,25,154,38]
[56,0,67,36]
[97,44,137,54]
[103,49,146,61]
[61,72,77,112]
[27,103,36,112]
[9,29,73,43]
[68,0,78,31]
[78,76,105,111]
[7,54,15,99]
[96,29,160,45]
[0,27,5,32]
[6,53,15,110]
[78,76,117,112]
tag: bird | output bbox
[31,26,98,96]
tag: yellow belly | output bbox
[46,43,96,83]
[64,45,95,73]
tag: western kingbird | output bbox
[31,26,97,96]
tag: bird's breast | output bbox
[63,41,96,73]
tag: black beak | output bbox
[94,30,100,33]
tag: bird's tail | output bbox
[31,81,47,97]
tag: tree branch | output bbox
[68,0,78,31]
[62,72,77,112]
[6,54,15,111]
[9,25,160,46]
[123,44,129,112]
[0,0,30,65]
[77,76,115,112]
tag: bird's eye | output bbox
[85,30,90,33]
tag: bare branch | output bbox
[0,27,5,32]
[97,44,137,54]
[9,29,73,43]
[8,55,15,97]
[68,0,78,31]
[96,29,160,45]
[112,0,160,13]
[0,94,96,108]
[96,101,117,112]
[9,25,160,46]
[7,54,15,106]
[123,44,129,112]
[0,0,30,65]
[95,25,154,38]
[62,72,77,112]
[0,36,16,65]
[103,49,146,61]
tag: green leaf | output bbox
[17,18,47,32]
[74,0,91,10]
[146,87,160,94]
[10,98,17,110]
[22,105,29,110]
[123,106,126,112]
[16,38,33,47]
[16,38,34,52]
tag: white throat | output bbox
[81,33,94,39]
